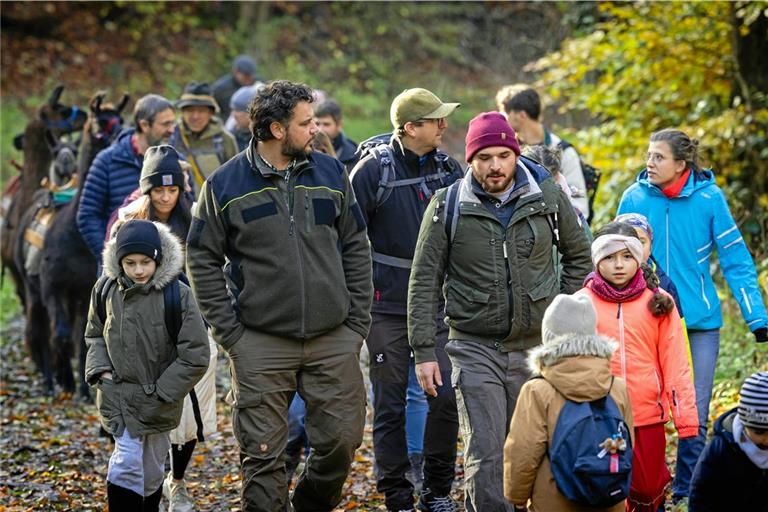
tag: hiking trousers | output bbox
[444,339,530,512]
[368,313,458,509]
[227,324,366,512]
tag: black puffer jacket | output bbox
[689,408,768,512]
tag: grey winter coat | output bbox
[84,222,209,437]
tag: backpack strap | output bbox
[95,275,115,327]
[373,145,395,208]
[443,180,462,244]
[213,133,226,164]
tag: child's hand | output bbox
[101,371,113,381]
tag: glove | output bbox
[754,327,768,343]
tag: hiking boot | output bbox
[163,474,195,512]
[417,488,457,512]
[405,452,425,493]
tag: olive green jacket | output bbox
[407,162,592,363]
[172,117,238,196]
[84,222,209,437]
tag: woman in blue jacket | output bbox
[617,128,768,505]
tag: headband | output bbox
[591,234,644,266]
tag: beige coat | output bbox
[503,334,634,512]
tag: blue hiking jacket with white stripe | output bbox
[618,168,767,332]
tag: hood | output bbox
[102,220,184,290]
[529,334,618,402]
[635,166,716,197]
[713,407,738,444]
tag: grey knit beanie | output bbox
[541,294,597,344]
[738,371,768,430]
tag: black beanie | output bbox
[140,145,185,195]
[116,220,163,264]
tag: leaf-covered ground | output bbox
[0,317,466,511]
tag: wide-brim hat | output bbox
[177,81,219,112]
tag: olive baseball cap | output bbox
[390,88,460,129]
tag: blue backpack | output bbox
[546,376,633,507]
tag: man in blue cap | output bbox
[212,55,260,120]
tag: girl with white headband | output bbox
[577,221,698,512]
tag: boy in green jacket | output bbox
[85,219,209,511]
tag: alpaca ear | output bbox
[91,91,107,114]
[44,129,58,152]
[13,133,24,151]
[116,94,130,115]
[48,85,65,108]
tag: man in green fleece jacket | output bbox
[186,81,373,512]
[407,112,592,511]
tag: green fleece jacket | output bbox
[408,161,592,363]
[186,144,373,349]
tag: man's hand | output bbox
[416,361,442,397]
[100,371,113,381]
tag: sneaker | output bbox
[163,473,195,512]
[417,488,457,512]
[405,453,425,493]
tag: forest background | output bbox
[1,1,767,510]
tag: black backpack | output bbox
[94,273,206,441]
[556,139,601,225]
[355,133,453,210]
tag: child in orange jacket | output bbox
[577,221,698,512]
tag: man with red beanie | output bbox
[408,112,592,511]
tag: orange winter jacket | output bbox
[577,285,698,437]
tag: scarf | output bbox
[733,414,768,469]
[585,269,647,303]
[661,168,691,198]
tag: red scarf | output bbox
[661,168,691,198]
[584,269,647,303]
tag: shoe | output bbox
[405,453,425,494]
[163,473,195,512]
[417,488,457,512]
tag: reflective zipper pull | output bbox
[289,215,295,235]
[502,240,508,259]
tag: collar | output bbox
[733,415,768,469]
[469,163,530,206]
[130,134,142,157]
[661,168,692,198]
[247,140,306,178]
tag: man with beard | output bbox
[78,93,175,267]
[408,112,591,511]
[350,88,463,512]
[186,80,372,512]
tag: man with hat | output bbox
[212,54,260,120]
[170,81,237,197]
[350,88,463,512]
[226,84,262,151]
[408,112,591,511]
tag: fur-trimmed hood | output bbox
[528,334,618,402]
[102,219,184,290]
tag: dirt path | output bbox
[0,317,466,510]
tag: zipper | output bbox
[665,203,670,274]
[654,370,664,419]
[700,274,711,309]
[617,303,626,378]
[285,169,295,236]
[285,166,305,335]
[672,389,680,418]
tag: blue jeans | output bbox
[286,393,308,459]
[406,358,428,455]
[673,329,720,500]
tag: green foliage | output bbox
[0,101,27,188]
[532,1,768,267]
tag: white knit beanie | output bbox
[541,294,597,345]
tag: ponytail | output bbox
[641,263,674,317]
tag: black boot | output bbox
[107,482,143,511]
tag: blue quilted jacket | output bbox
[77,129,143,264]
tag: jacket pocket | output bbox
[524,273,558,332]
[131,383,178,431]
[445,279,491,334]
[699,273,711,310]
[96,378,120,424]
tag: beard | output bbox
[147,132,169,146]
[282,132,313,160]
[481,172,515,194]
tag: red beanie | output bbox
[465,111,521,162]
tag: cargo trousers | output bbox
[444,339,531,512]
[226,323,366,512]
